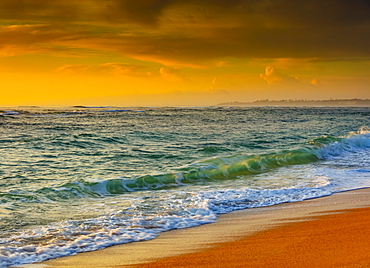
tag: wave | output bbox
[0,110,21,116]
[72,106,112,108]
[1,127,370,268]
[25,127,370,200]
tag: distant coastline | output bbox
[218,98,370,107]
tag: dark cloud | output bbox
[0,0,368,65]
[0,0,368,27]
[0,24,82,56]
[101,0,175,26]
[0,0,250,25]
[74,23,369,67]
[0,25,76,45]
[92,0,370,64]
[91,0,253,26]
[260,0,370,27]
[0,1,82,21]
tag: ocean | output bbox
[0,106,370,267]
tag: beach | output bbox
[25,188,370,268]
[2,107,370,268]
[0,0,369,266]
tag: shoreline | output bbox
[16,188,370,268]
[138,206,370,267]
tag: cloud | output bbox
[0,0,368,66]
[100,0,176,26]
[0,0,249,26]
[159,67,184,82]
[260,67,287,85]
[99,63,147,77]
[0,24,83,56]
[73,0,369,66]
[310,78,321,86]
[55,63,149,77]
[260,66,319,86]
[56,64,89,75]
[0,1,85,22]
[216,61,227,67]
[0,0,368,29]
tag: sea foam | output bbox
[1,129,370,267]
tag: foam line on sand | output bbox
[17,188,370,268]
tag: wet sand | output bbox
[20,188,370,268]
[138,206,370,268]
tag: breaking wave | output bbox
[20,127,370,200]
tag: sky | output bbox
[0,0,369,106]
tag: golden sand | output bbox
[137,207,370,267]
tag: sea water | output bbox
[0,106,370,267]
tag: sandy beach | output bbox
[138,203,370,267]
[17,188,370,268]
[2,0,370,265]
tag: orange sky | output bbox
[0,0,369,106]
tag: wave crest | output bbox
[15,127,370,199]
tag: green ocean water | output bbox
[0,106,370,267]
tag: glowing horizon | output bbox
[0,0,369,106]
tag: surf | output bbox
[28,127,370,199]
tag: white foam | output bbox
[0,177,368,268]
[1,111,20,115]
[102,109,131,112]
[318,133,370,159]
[2,130,370,268]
